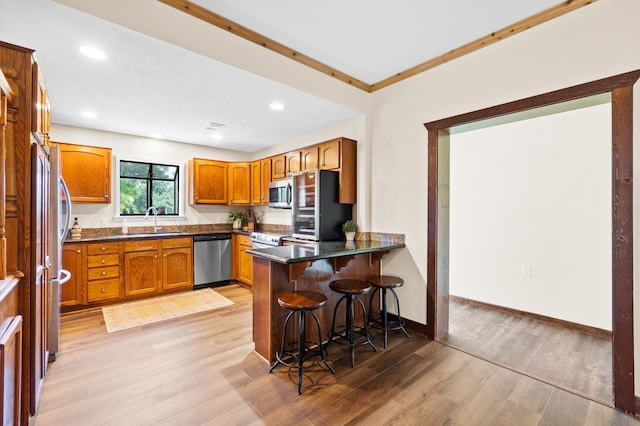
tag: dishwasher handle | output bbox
[194,233,231,242]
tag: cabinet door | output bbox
[250,161,262,205]
[162,247,193,290]
[228,162,251,205]
[238,243,253,286]
[285,151,301,177]
[271,155,286,180]
[31,63,50,145]
[301,146,319,171]
[61,244,83,307]
[124,251,160,296]
[189,159,228,204]
[0,315,21,426]
[53,142,112,203]
[260,158,271,205]
[319,139,341,170]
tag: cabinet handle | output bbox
[76,250,81,254]
[105,195,109,199]
[154,255,158,259]
[101,246,106,251]
[163,254,167,258]
[101,288,106,293]
[101,259,106,264]
[101,271,106,276]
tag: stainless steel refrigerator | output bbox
[48,145,72,362]
[291,170,352,241]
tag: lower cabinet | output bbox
[0,277,21,426]
[233,234,253,287]
[62,236,194,310]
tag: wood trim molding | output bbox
[425,69,640,414]
[159,0,596,93]
[157,0,370,91]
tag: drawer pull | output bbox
[101,271,106,276]
[101,246,106,251]
[101,259,106,264]
[77,249,81,254]
[101,288,106,293]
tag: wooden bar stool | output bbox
[269,290,335,394]
[328,279,378,368]
[367,275,411,348]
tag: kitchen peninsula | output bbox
[248,237,405,363]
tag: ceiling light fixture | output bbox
[210,134,223,140]
[270,102,285,111]
[80,111,97,118]
[79,45,107,60]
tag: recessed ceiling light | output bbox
[80,111,97,119]
[210,134,223,140]
[79,46,107,60]
[270,102,285,111]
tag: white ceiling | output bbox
[0,0,563,152]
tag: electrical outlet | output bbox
[100,218,108,227]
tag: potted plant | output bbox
[229,212,247,229]
[342,220,358,241]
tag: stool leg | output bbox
[346,295,355,368]
[356,296,378,354]
[368,286,381,325]
[270,310,295,373]
[381,288,389,348]
[390,287,411,339]
[329,295,346,341]
[311,310,335,374]
[297,310,306,395]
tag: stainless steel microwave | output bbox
[268,179,292,208]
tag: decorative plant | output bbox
[342,220,358,233]
[229,212,247,223]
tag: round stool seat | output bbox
[367,275,404,289]
[278,291,327,311]
[329,279,371,295]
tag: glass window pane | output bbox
[120,178,148,215]
[152,180,176,214]
[152,164,177,180]
[121,161,151,178]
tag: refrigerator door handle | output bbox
[55,269,71,285]
[60,176,72,240]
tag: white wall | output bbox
[449,103,612,330]
[367,0,640,328]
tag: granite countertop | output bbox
[64,230,237,243]
[246,240,406,264]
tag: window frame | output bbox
[115,156,185,219]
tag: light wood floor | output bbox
[440,299,612,405]
[33,284,639,425]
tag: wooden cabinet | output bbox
[232,234,253,287]
[301,146,319,171]
[0,310,21,426]
[52,141,112,203]
[188,158,228,204]
[271,155,286,180]
[318,138,341,170]
[285,150,301,177]
[228,162,251,205]
[61,244,83,307]
[161,237,193,291]
[124,240,159,297]
[87,242,121,302]
[31,63,50,145]
[250,158,271,205]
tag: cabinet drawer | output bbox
[124,239,159,252]
[236,234,251,246]
[87,253,119,268]
[88,279,120,302]
[162,237,192,249]
[87,265,119,281]
[87,242,119,255]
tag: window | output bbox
[119,160,179,216]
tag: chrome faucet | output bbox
[144,206,159,232]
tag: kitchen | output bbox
[1,0,640,424]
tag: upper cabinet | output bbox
[188,158,228,204]
[250,158,271,205]
[285,150,301,177]
[31,63,50,146]
[271,155,286,181]
[52,141,112,203]
[301,146,319,171]
[228,162,251,205]
[318,139,341,170]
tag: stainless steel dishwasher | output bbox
[193,233,231,289]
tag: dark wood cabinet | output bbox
[61,244,83,307]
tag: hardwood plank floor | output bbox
[33,284,638,425]
[440,299,612,405]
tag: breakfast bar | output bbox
[247,239,406,363]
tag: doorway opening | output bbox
[425,70,640,413]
